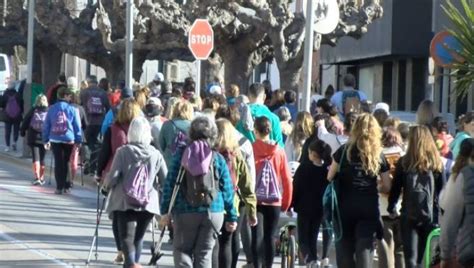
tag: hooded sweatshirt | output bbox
[252,139,293,211]
[104,143,168,218]
[236,103,284,147]
[450,131,471,159]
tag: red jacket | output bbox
[253,139,293,211]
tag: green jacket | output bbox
[233,153,257,218]
[236,103,284,147]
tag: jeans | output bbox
[51,143,73,190]
[85,125,101,172]
[31,145,46,165]
[297,213,331,263]
[116,210,154,267]
[251,205,280,268]
[4,121,20,146]
[173,212,224,268]
[377,217,405,268]
[400,218,432,268]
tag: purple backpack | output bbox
[123,162,150,207]
[171,121,188,155]
[86,96,104,115]
[255,158,281,203]
[30,109,47,132]
[51,110,68,135]
[5,95,21,119]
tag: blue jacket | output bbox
[101,108,115,135]
[160,147,238,222]
[42,100,82,144]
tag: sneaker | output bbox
[11,143,17,151]
[54,189,63,195]
[321,258,331,267]
[63,188,71,194]
[39,180,45,185]
[4,147,9,152]
[113,251,124,264]
[32,179,41,185]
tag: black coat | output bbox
[0,88,23,123]
[20,106,47,146]
[292,162,329,217]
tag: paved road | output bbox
[0,158,177,267]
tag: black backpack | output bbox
[404,171,435,226]
[180,153,219,207]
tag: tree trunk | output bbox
[39,45,62,88]
[105,64,123,85]
[201,53,224,94]
[222,50,253,94]
[278,63,302,92]
[133,52,146,83]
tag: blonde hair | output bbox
[416,100,438,126]
[116,99,142,125]
[402,125,443,173]
[80,80,88,90]
[165,97,180,119]
[347,113,383,176]
[215,118,239,153]
[171,100,194,120]
[35,94,48,107]
[227,84,240,98]
[189,95,202,111]
[134,89,148,109]
[290,111,314,150]
[383,117,401,129]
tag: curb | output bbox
[0,152,98,190]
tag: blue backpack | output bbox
[323,147,345,241]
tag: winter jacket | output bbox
[292,161,329,217]
[97,122,130,178]
[440,166,474,262]
[20,106,48,146]
[42,100,82,144]
[160,146,238,222]
[71,103,88,132]
[80,86,110,126]
[101,108,116,135]
[0,88,23,123]
[236,103,284,147]
[252,139,293,211]
[104,143,168,218]
[158,119,191,167]
[450,131,471,159]
[236,131,256,181]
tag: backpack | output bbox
[5,95,21,118]
[255,157,281,203]
[422,228,441,268]
[342,90,361,115]
[221,150,238,189]
[51,110,68,135]
[86,95,104,115]
[170,120,188,155]
[123,161,150,207]
[180,153,219,207]
[405,171,435,226]
[30,109,47,132]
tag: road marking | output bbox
[0,230,71,267]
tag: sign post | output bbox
[188,19,214,96]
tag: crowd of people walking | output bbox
[0,72,473,268]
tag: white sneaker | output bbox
[4,147,9,152]
[322,258,331,267]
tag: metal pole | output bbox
[26,0,34,87]
[196,60,201,96]
[301,0,315,112]
[125,0,133,89]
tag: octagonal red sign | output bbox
[188,19,214,60]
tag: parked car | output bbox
[0,53,12,96]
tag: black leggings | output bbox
[112,212,122,251]
[31,145,46,165]
[4,121,20,146]
[51,143,73,190]
[400,218,431,268]
[297,213,332,263]
[251,205,280,268]
[116,210,154,267]
[216,207,246,268]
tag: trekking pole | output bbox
[86,190,106,265]
[48,156,53,185]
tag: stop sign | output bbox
[188,19,214,60]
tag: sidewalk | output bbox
[0,123,96,188]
